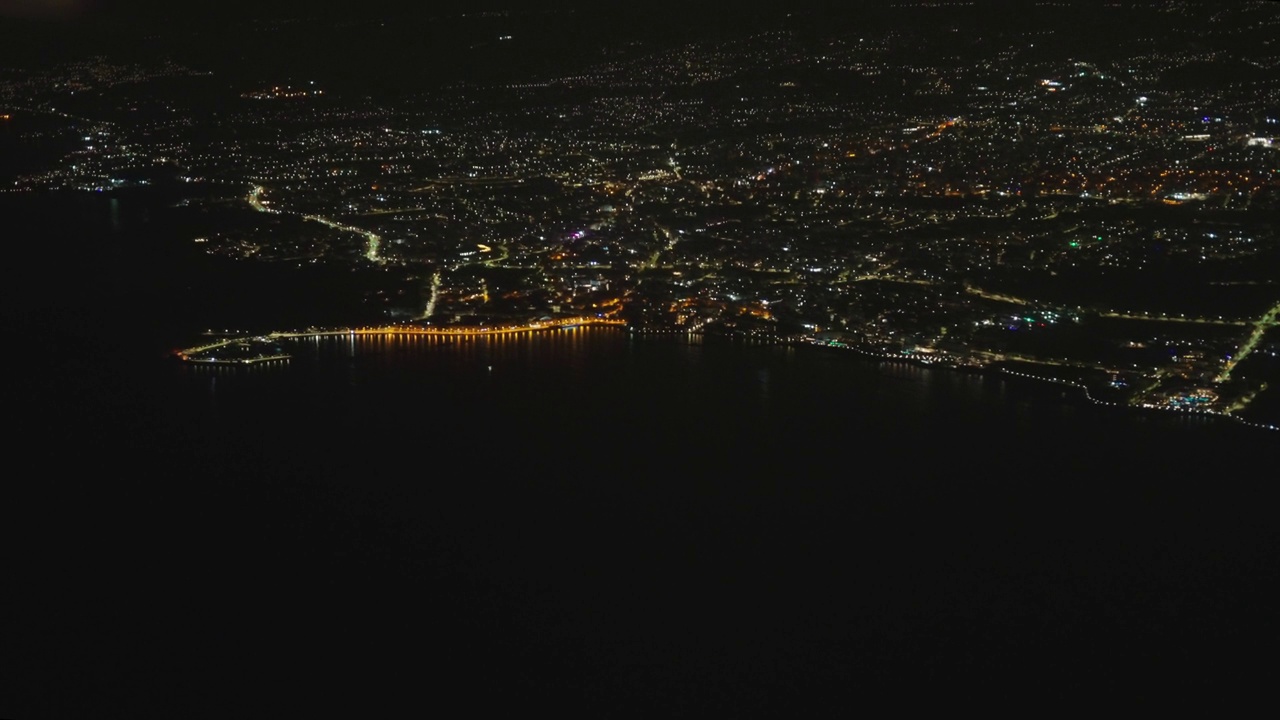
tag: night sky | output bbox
[0,0,1029,25]
[6,0,773,20]
[0,0,1125,73]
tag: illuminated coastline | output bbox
[803,335,1279,433]
[175,316,627,363]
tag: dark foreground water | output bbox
[4,190,1279,716]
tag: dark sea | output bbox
[4,188,1278,716]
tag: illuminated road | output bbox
[964,284,1034,305]
[976,350,1118,374]
[247,185,383,262]
[301,213,382,262]
[1099,311,1250,326]
[639,225,679,272]
[841,272,934,286]
[246,185,271,213]
[1216,300,1280,382]
[411,241,514,320]
[422,270,443,319]
[267,317,626,343]
[178,317,627,360]
[481,243,510,267]
[954,283,1257,327]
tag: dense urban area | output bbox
[2,0,1278,427]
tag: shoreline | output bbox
[177,354,292,366]
[172,322,1278,433]
[794,337,1279,433]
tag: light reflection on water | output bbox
[171,327,1263,464]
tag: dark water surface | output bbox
[5,190,1279,715]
